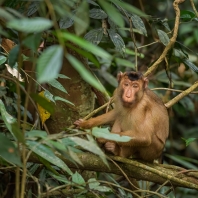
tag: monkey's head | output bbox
[116,71,148,107]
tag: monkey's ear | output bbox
[117,72,123,83]
[143,77,149,88]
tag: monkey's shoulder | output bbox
[145,89,165,106]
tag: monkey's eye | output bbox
[124,83,129,86]
[133,84,138,88]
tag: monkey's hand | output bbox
[105,141,120,156]
[74,119,92,129]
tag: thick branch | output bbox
[29,152,198,190]
[144,0,185,77]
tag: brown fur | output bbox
[74,71,169,162]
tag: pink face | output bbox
[120,78,143,107]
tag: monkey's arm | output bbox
[74,109,117,129]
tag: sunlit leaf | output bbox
[92,127,132,142]
[157,30,170,46]
[37,45,63,83]
[62,32,112,60]
[7,17,53,33]
[67,54,105,92]
[89,8,107,19]
[131,14,147,36]
[0,133,22,166]
[84,28,103,45]
[88,178,112,192]
[27,140,73,175]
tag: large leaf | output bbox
[0,133,22,166]
[108,29,125,55]
[131,14,147,36]
[98,0,125,27]
[67,54,105,92]
[84,28,103,45]
[0,8,14,21]
[99,70,118,87]
[61,32,112,60]
[37,45,63,83]
[92,127,132,142]
[89,8,107,19]
[7,17,53,33]
[27,140,73,175]
[68,136,108,166]
[180,10,196,22]
[157,30,170,46]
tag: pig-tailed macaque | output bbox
[74,71,169,162]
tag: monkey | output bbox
[74,71,169,162]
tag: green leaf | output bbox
[54,96,74,106]
[58,74,70,79]
[61,32,112,60]
[68,136,108,165]
[44,90,55,103]
[88,178,112,192]
[7,17,53,33]
[48,171,71,184]
[37,45,63,83]
[11,122,25,144]
[72,172,86,188]
[27,140,73,175]
[0,8,14,21]
[0,133,22,166]
[8,45,19,67]
[157,30,170,46]
[180,10,195,22]
[112,0,146,17]
[0,99,16,133]
[108,29,125,55]
[115,57,135,68]
[74,0,89,35]
[99,70,118,87]
[0,55,7,65]
[181,137,197,147]
[59,17,74,29]
[92,127,132,142]
[25,130,48,138]
[87,0,100,7]
[48,79,67,94]
[22,33,41,51]
[31,93,54,114]
[183,59,198,73]
[84,28,103,45]
[173,49,187,59]
[27,2,39,16]
[131,14,147,36]
[89,8,107,19]
[98,0,124,27]
[67,54,105,93]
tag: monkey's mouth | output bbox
[122,100,134,107]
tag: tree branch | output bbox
[144,0,185,77]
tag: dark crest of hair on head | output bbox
[125,71,143,81]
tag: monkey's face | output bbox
[119,78,144,107]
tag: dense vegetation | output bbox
[0,0,198,197]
